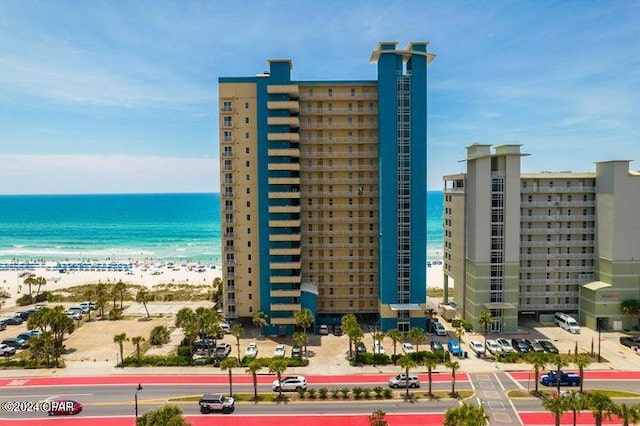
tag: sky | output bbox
[1,0,639,194]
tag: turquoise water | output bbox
[0,192,444,264]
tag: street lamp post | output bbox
[135,383,143,419]
[598,326,602,362]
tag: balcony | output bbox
[300,121,378,130]
[267,191,301,199]
[520,215,595,222]
[269,233,301,242]
[268,148,300,157]
[271,303,301,312]
[303,136,377,144]
[521,186,596,193]
[521,200,595,208]
[520,227,595,235]
[268,219,301,227]
[267,116,300,127]
[221,151,234,158]
[303,107,378,115]
[268,177,300,185]
[270,261,302,270]
[267,101,299,112]
[268,132,300,142]
[268,205,301,214]
[520,240,594,247]
[269,247,302,256]
[271,317,297,325]
[301,92,377,101]
[267,84,300,96]
[268,163,301,172]
[270,289,301,298]
[270,275,302,284]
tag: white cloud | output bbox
[0,154,219,195]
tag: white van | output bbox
[554,312,581,334]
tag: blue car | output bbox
[447,339,462,356]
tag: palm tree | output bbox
[113,280,127,309]
[424,352,440,397]
[542,395,567,426]
[585,391,615,426]
[246,360,262,400]
[408,327,425,352]
[95,283,108,318]
[373,331,386,353]
[445,359,460,396]
[563,390,585,426]
[614,402,640,426]
[398,355,418,398]
[573,353,591,393]
[341,313,360,357]
[220,357,241,396]
[230,323,244,361]
[453,326,465,344]
[131,336,145,365]
[444,402,489,426]
[478,310,493,359]
[23,274,37,298]
[369,409,388,426]
[113,332,129,367]
[252,311,269,337]
[269,358,288,398]
[549,354,568,396]
[525,351,549,395]
[293,331,308,357]
[135,288,151,319]
[387,328,402,356]
[294,308,314,355]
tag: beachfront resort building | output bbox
[218,42,435,334]
[442,144,640,333]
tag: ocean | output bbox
[0,192,444,265]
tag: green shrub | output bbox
[297,388,306,398]
[362,387,372,399]
[122,355,191,367]
[149,325,170,345]
[353,352,391,365]
[383,388,393,399]
[460,319,473,332]
[352,387,364,399]
[240,357,309,368]
[318,387,328,399]
[307,388,317,399]
[330,388,341,399]
[340,387,351,399]
[497,351,521,363]
[109,308,123,320]
[373,386,384,398]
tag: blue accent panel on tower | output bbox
[376,51,403,307]
[301,290,317,327]
[407,53,428,307]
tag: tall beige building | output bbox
[218,43,434,335]
[443,144,640,332]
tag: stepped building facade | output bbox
[443,144,640,332]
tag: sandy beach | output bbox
[0,260,446,311]
[0,261,222,310]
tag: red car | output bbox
[48,399,82,416]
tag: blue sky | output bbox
[1,1,639,194]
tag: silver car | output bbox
[388,373,420,389]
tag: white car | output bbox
[245,342,258,358]
[485,339,501,355]
[272,375,307,392]
[373,342,385,355]
[273,344,286,358]
[469,340,485,355]
[402,342,416,354]
[496,338,515,353]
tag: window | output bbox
[245,117,249,124]
[223,116,232,126]
[222,101,232,111]
[245,102,249,109]
[350,88,355,96]
[328,88,333,97]
[245,132,250,139]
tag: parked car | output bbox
[430,340,444,352]
[15,310,36,321]
[525,339,544,352]
[2,316,23,326]
[79,301,97,311]
[194,339,215,355]
[273,344,286,358]
[47,399,83,416]
[214,343,232,359]
[245,342,258,358]
[402,342,416,354]
[485,339,501,355]
[540,370,581,387]
[388,373,420,389]
[16,332,35,342]
[0,321,6,331]
[333,326,343,336]
[620,336,640,348]
[1,338,29,350]
[431,321,447,336]
[511,338,530,353]
[291,345,302,358]
[447,339,462,356]
[66,311,82,321]
[272,375,307,392]
[496,338,514,353]
[69,305,89,315]
[356,341,367,353]
[373,342,385,355]
[469,340,485,355]
[0,343,17,356]
[318,325,329,335]
[199,393,235,414]
[538,340,559,354]
[220,323,231,334]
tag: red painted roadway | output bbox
[0,373,467,387]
